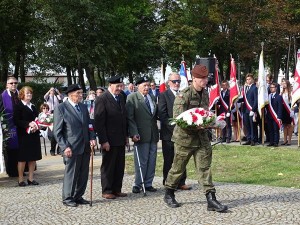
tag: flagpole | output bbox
[262,108,265,146]
[236,102,241,145]
[215,104,218,140]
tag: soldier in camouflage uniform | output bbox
[164,64,228,212]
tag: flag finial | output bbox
[261,42,264,50]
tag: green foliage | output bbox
[126,145,300,189]
[18,82,63,109]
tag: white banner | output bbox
[258,50,269,116]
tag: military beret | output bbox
[135,76,149,85]
[108,75,124,84]
[191,64,208,78]
[65,84,82,94]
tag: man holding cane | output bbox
[53,84,96,207]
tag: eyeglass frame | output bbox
[170,80,181,84]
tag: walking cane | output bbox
[90,145,94,206]
[134,145,146,196]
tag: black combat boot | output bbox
[206,192,228,212]
[164,189,180,208]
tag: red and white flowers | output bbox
[170,108,226,129]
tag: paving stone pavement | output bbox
[1,140,300,225]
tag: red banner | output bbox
[229,58,239,109]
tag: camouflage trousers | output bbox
[165,143,215,194]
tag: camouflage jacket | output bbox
[171,85,211,147]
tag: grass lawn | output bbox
[125,145,300,189]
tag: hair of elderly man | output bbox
[168,72,180,80]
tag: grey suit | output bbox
[126,91,159,188]
[53,100,96,203]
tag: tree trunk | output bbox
[85,66,97,91]
[14,49,21,79]
[66,65,72,85]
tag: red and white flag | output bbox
[229,57,239,109]
[209,61,220,110]
[159,62,166,93]
[292,50,300,107]
[179,61,189,90]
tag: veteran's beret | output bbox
[108,75,124,84]
[135,76,149,85]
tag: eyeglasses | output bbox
[8,82,18,85]
[170,80,181,84]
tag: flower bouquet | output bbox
[170,108,226,129]
[26,112,54,134]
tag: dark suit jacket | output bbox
[218,89,230,114]
[126,91,159,143]
[267,93,283,120]
[158,89,176,141]
[244,84,258,113]
[94,91,127,146]
[53,100,96,155]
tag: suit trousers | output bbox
[244,112,258,142]
[134,142,157,188]
[62,152,90,202]
[101,146,125,194]
[162,140,187,187]
[222,117,232,141]
[267,118,280,145]
[165,143,215,194]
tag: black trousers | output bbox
[222,117,232,141]
[101,146,125,194]
[162,140,186,187]
[4,148,19,177]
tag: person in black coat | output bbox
[13,86,42,186]
[94,76,128,199]
[266,83,283,147]
[158,72,191,190]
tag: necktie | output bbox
[144,95,151,113]
[75,104,81,112]
[115,95,120,104]
[245,86,249,94]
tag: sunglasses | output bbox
[8,82,18,85]
[170,80,181,84]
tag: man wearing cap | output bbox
[94,76,128,199]
[163,65,228,212]
[126,76,159,194]
[53,84,96,207]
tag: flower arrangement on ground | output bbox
[170,108,226,129]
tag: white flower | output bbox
[2,124,7,129]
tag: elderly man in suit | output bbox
[53,84,96,207]
[158,72,191,191]
[94,76,128,199]
[126,76,159,194]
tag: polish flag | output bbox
[292,50,300,107]
[159,62,166,93]
[229,57,239,109]
[209,61,220,110]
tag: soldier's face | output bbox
[193,77,208,90]
[110,83,123,95]
[138,82,150,96]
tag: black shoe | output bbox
[226,140,231,144]
[273,143,279,147]
[251,141,255,146]
[145,186,157,192]
[267,143,274,147]
[242,141,251,145]
[63,201,78,207]
[164,189,180,208]
[18,181,27,187]
[27,179,39,185]
[75,198,90,205]
[132,186,141,193]
[206,192,228,212]
[281,141,288,146]
[50,152,55,156]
